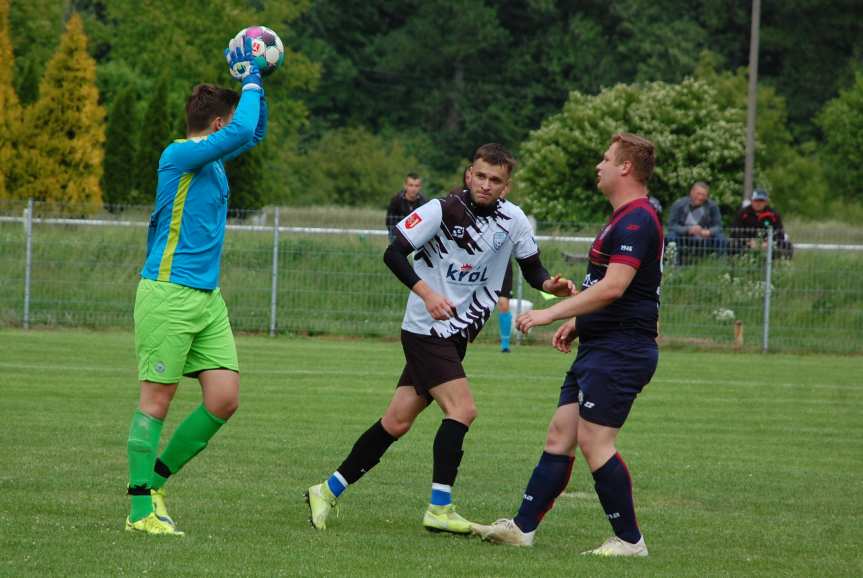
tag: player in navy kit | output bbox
[305,143,575,534]
[472,133,661,557]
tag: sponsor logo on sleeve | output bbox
[452,226,465,238]
[405,213,423,229]
[620,244,633,252]
[582,272,600,289]
[626,224,640,231]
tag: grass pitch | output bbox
[0,329,860,577]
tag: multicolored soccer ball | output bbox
[227,26,284,78]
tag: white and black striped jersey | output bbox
[395,189,539,341]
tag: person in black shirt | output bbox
[730,188,793,258]
[386,173,427,242]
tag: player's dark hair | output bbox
[472,143,516,175]
[611,132,655,184]
[406,172,421,181]
[185,84,240,134]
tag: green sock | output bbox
[152,404,226,490]
[127,409,163,522]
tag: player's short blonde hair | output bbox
[611,132,655,184]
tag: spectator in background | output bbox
[386,173,427,243]
[666,182,726,263]
[730,188,793,259]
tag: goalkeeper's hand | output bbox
[225,34,262,90]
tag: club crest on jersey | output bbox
[446,263,490,284]
[405,213,422,229]
[452,226,465,238]
[493,231,507,251]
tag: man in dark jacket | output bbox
[386,173,426,242]
[730,188,793,258]
[666,182,727,263]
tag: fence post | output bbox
[23,198,34,330]
[762,226,774,353]
[269,206,280,337]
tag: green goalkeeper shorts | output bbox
[134,278,239,384]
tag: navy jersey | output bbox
[576,197,663,341]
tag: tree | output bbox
[293,0,511,170]
[758,0,863,140]
[9,0,64,105]
[693,51,828,217]
[287,126,427,207]
[0,0,21,198]
[80,1,319,207]
[101,85,139,208]
[13,13,105,208]
[817,71,863,202]
[226,146,264,216]
[518,78,745,223]
[134,74,174,205]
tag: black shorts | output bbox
[558,337,658,428]
[397,330,468,401]
[500,262,513,299]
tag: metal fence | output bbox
[0,200,861,354]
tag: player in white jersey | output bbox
[305,143,575,534]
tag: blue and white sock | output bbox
[326,471,348,498]
[430,483,452,506]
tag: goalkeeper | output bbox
[123,37,267,536]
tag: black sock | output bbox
[513,451,574,533]
[432,418,469,487]
[336,419,397,484]
[592,452,641,543]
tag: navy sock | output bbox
[592,452,641,544]
[336,419,397,484]
[432,418,469,488]
[514,451,574,533]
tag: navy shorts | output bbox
[558,338,658,428]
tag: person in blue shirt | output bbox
[123,37,267,536]
[473,133,661,557]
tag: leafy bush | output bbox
[518,78,745,222]
[817,71,863,202]
[283,127,428,207]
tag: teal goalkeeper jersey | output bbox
[141,88,264,291]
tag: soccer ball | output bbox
[227,26,284,78]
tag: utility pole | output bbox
[743,0,762,205]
